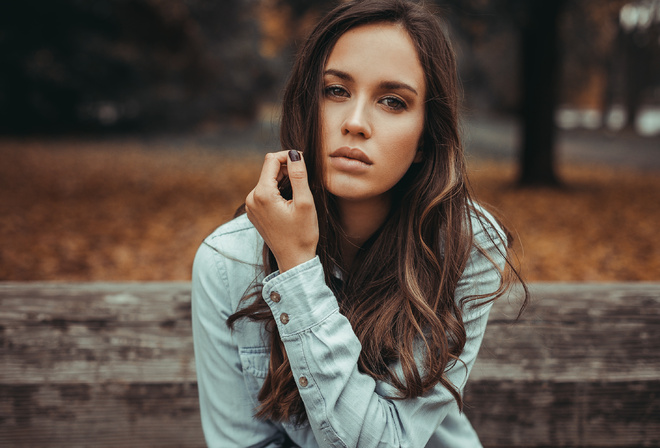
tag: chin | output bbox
[326,184,390,203]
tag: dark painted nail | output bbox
[288,150,301,162]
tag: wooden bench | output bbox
[1,282,658,447]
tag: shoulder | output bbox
[449,202,510,312]
[467,202,507,251]
[459,202,509,290]
[203,213,261,254]
[195,213,263,270]
[192,214,265,312]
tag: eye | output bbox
[325,85,349,98]
[380,96,407,111]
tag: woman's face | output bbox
[320,22,426,204]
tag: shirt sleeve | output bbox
[191,241,287,448]
[261,217,506,448]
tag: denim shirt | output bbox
[191,207,506,448]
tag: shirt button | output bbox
[280,313,289,324]
[270,291,281,303]
[299,376,308,387]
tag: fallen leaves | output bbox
[469,160,660,281]
[1,140,658,281]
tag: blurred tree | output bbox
[610,0,660,129]
[3,0,652,155]
[0,0,274,133]
[439,0,656,186]
[440,0,521,112]
[516,0,567,186]
[440,0,566,186]
[277,0,336,18]
[561,0,628,111]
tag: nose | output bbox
[341,100,372,139]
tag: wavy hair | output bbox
[228,0,527,425]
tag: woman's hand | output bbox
[245,150,319,273]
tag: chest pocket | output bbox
[238,346,270,406]
[239,346,313,437]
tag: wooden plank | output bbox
[3,282,659,384]
[467,282,660,447]
[0,283,195,384]
[0,382,204,447]
[0,283,203,447]
[472,282,660,381]
[465,380,660,447]
[0,282,659,447]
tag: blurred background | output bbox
[1,0,659,281]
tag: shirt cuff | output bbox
[261,256,339,337]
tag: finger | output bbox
[287,150,314,206]
[276,164,288,183]
[244,191,254,219]
[257,151,289,187]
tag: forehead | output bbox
[325,22,425,94]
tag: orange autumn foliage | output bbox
[1,140,658,281]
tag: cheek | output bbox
[320,108,334,153]
[379,134,423,185]
[383,117,424,163]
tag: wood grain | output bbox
[1,282,659,447]
[467,283,660,447]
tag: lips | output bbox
[329,147,373,165]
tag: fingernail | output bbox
[288,150,301,162]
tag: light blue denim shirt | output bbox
[191,207,506,448]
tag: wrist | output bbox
[277,251,317,273]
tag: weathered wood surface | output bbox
[1,283,195,384]
[466,283,660,447]
[1,282,659,447]
[0,282,202,447]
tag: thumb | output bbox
[287,150,314,206]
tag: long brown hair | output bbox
[228,0,527,425]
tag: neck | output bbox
[336,195,391,267]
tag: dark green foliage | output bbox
[0,0,274,133]
[278,0,336,18]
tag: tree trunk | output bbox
[518,0,566,187]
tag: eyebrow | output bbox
[323,69,419,96]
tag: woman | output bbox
[192,0,526,446]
